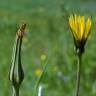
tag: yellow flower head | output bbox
[40,54,47,61]
[34,68,42,77]
[69,14,91,53]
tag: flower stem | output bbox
[12,86,19,96]
[33,58,49,96]
[75,52,82,96]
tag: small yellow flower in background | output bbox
[40,54,47,61]
[34,68,42,76]
[69,14,92,53]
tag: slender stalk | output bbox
[12,86,19,96]
[75,52,82,96]
[38,85,42,96]
[33,57,49,96]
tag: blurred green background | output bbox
[0,0,96,96]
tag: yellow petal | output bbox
[79,16,85,40]
[73,15,82,40]
[69,15,74,30]
[77,15,81,39]
[74,15,79,38]
[74,15,84,40]
[84,18,91,39]
[69,15,78,40]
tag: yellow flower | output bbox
[34,68,42,76]
[40,54,47,61]
[69,15,91,40]
[69,14,91,53]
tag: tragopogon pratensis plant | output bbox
[69,15,91,96]
[9,23,26,96]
